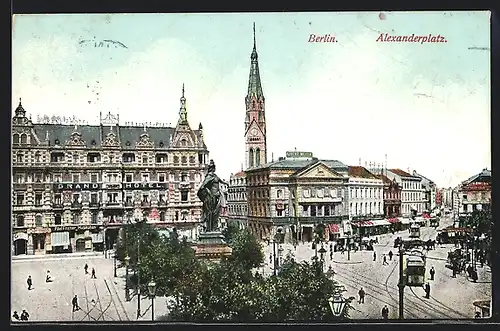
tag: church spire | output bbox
[179,83,188,124]
[246,23,264,101]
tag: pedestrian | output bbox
[429,266,435,281]
[269,253,273,264]
[373,251,377,261]
[329,243,333,252]
[26,275,32,290]
[471,269,478,283]
[475,311,481,319]
[424,283,430,299]
[20,310,29,321]
[12,311,20,321]
[381,305,389,319]
[358,287,365,304]
[383,255,388,265]
[46,270,52,283]
[91,268,96,279]
[84,263,89,274]
[388,250,393,261]
[341,246,345,255]
[72,295,80,312]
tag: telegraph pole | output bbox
[398,246,405,319]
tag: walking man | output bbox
[20,310,30,321]
[12,311,20,321]
[330,250,333,261]
[373,251,377,261]
[72,295,80,312]
[381,305,389,319]
[429,266,435,281]
[388,250,393,261]
[26,275,32,290]
[91,268,96,279]
[358,287,365,304]
[84,263,89,274]
[383,255,389,265]
[424,283,431,299]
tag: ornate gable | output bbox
[66,130,86,147]
[296,162,344,179]
[136,132,154,148]
[102,130,119,148]
[172,132,195,148]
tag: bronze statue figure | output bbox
[197,160,227,232]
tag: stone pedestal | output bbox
[195,231,232,262]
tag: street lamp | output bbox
[318,244,327,270]
[113,243,117,277]
[328,293,347,318]
[124,255,130,301]
[148,280,157,321]
[277,245,284,269]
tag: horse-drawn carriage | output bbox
[424,239,436,250]
[394,237,423,250]
[446,248,467,273]
[436,227,472,245]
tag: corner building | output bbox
[11,87,209,255]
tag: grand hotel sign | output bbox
[53,182,169,191]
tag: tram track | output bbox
[80,278,115,321]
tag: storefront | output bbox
[50,225,103,254]
[13,232,29,255]
[301,224,314,242]
[326,223,341,241]
[26,228,51,255]
[50,231,71,254]
[352,219,391,236]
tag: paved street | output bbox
[262,216,492,319]
[12,254,168,322]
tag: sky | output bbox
[12,12,491,188]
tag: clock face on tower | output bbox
[251,128,258,136]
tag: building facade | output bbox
[347,166,384,220]
[441,187,453,208]
[245,152,350,243]
[386,169,425,216]
[12,88,209,256]
[375,174,402,217]
[458,169,491,217]
[227,171,248,230]
[412,170,437,212]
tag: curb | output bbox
[12,253,104,260]
[331,260,364,264]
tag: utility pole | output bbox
[347,233,351,261]
[398,246,405,319]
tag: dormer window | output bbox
[50,152,65,163]
[12,134,19,145]
[91,139,97,145]
[16,154,23,163]
[156,153,168,164]
[159,141,164,147]
[122,153,135,163]
[126,141,131,146]
[87,152,101,163]
[54,139,60,145]
[180,139,187,147]
[20,134,28,145]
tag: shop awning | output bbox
[352,220,373,227]
[371,219,391,226]
[91,232,104,243]
[422,213,431,219]
[387,218,400,224]
[328,224,340,233]
[51,232,70,246]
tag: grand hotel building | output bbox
[11,87,209,255]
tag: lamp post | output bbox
[113,243,117,277]
[318,244,327,271]
[328,293,347,318]
[136,215,146,319]
[148,280,156,321]
[398,246,405,319]
[277,244,284,269]
[124,255,130,301]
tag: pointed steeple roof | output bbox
[15,98,26,117]
[246,23,264,101]
[178,83,188,124]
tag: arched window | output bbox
[173,156,179,165]
[181,156,187,164]
[20,134,28,144]
[277,189,282,199]
[180,138,187,147]
[249,148,254,168]
[355,203,358,215]
[255,148,261,166]
[13,134,19,145]
[35,152,41,163]
[17,153,23,163]
[35,214,43,227]
[16,215,24,227]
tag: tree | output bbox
[226,228,264,271]
[114,221,161,265]
[222,221,240,245]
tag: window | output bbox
[16,154,23,163]
[16,193,24,205]
[13,134,19,144]
[54,174,62,183]
[90,193,98,204]
[35,193,43,206]
[198,153,203,164]
[142,156,148,164]
[87,153,100,163]
[50,152,65,163]
[35,152,41,163]
[54,193,62,205]
[175,211,179,221]
[20,134,27,144]
[277,209,283,217]
[72,213,81,224]
[173,156,179,165]
[325,205,330,216]
[181,190,188,202]
[277,189,283,199]
[310,206,317,217]
[73,154,79,163]
[181,156,187,164]
[122,153,135,163]
[181,173,188,182]
[125,174,133,182]
[107,193,118,203]
[16,215,24,227]
[34,173,42,183]
[109,155,114,163]
[189,156,195,164]
[158,174,165,182]
[156,154,167,163]
[73,193,80,202]
[72,174,80,183]
[15,174,24,183]
[35,214,43,227]
[91,212,98,224]
[160,211,166,222]
[142,173,149,182]
[180,139,187,147]
[54,214,62,225]
[91,173,98,183]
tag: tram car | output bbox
[409,224,421,238]
[400,238,423,250]
[405,250,426,286]
[429,217,440,228]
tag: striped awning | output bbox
[352,220,374,227]
[328,224,340,233]
[422,213,431,219]
[387,218,400,224]
[51,232,70,246]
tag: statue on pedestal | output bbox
[197,160,228,233]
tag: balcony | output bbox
[89,201,100,208]
[71,201,83,209]
[141,201,151,208]
[52,202,64,209]
[105,201,121,207]
[13,183,27,190]
[124,200,134,207]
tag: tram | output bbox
[429,217,440,228]
[405,250,426,286]
[409,224,421,238]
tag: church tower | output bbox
[244,23,267,169]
